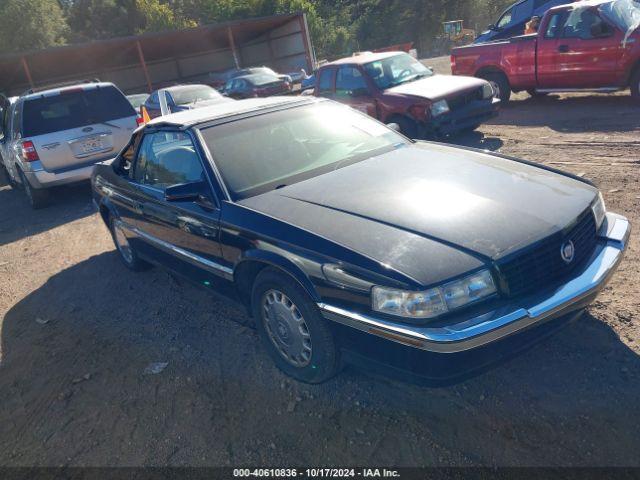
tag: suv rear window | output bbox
[22,86,135,137]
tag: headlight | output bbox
[430,99,450,117]
[482,82,495,99]
[372,269,496,319]
[592,191,606,229]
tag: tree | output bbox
[64,0,140,42]
[136,0,196,33]
[0,0,68,53]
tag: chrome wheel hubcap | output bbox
[113,221,133,264]
[262,289,312,367]
[490,81,501,99]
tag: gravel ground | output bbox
[0,59,638,467]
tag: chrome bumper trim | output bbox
[319,213,630,353]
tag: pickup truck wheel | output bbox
[109,217,151,271]
[19,170,49,209]
[630,68,640,100]
[252,268,339,383]
[480,73,511,104]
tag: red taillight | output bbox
[136,115,145,126]
[450,54,456,71]
[21,140,39,162]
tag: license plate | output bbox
[81,137,104,154]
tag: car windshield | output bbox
[127,94,149,109]
[200,102,408,200]
[170,86,222,105]
[247,74,280,86]
[363,53,433,89]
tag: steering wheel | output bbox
[398,68,413,79]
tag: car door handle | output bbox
[558,45,570,53]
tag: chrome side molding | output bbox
[118,221,234,280]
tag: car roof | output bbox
[325,51,406,67]
[234,73,278,82]
[20,82,118,101]
[164,84,212,92]
[549,0,611,12]
[147,96,317,128]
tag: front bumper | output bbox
[428,97,500,135]
[319,212,630,354]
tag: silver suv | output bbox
[0,81,139,208]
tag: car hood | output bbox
[239,143,597,284]
[387,74,487,101]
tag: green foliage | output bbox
[0,0,67,53]
[0,0,517,58]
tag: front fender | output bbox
[236,249,322,302]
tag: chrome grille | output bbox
[497,211,598,297]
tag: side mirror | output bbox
[386,122,401,132]
[165,181,207,202]
[488,24,497,31]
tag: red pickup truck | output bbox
[313,51,500,138]
[451,0,640,103]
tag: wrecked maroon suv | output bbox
[313,51,500,138]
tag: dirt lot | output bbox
[0,59,639,467]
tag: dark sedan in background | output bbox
[92,97,630,383]
[222,73,292,99]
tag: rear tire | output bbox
[19,170,49,209]
[109,216,151,271]
[630,68,640,100]
[251,268,339,383]
[479,72,511,104]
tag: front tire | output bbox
[109,216,150,271]
[479,72,511,104]
[251,268,339,383]
[19,170,49,209]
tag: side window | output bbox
[317,68,335,94]
[118,132,142,176]
[149,91,159,105]
[544,12,566,38]
[11,103,22,139]
[0,102,10,141]
[335,67,368,97]
[562,9,611,39]
[133,132,205,190]
[497,7,514,28]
